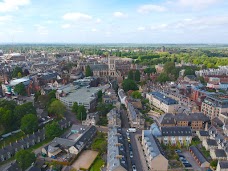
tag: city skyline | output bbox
[0,0,228,43]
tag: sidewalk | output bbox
[134,134,149,171]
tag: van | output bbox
[127,128,136,133]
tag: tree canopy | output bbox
[76,105,87,121]
[131,91,142,99]
[122,79,138,92]
[48,100,66,117]
[20,114,38,134]
[45,121,61,139]
[97,90,102,102]
[144,67,156,74]
[14,83,26,96]
[128,70,134,80]
[85,65,93,77]
[15,150,36,170]
[72,102,79,114]
[12,67,23,78]
[135,70,141,82]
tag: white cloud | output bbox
[62,12,92,21]
[0,0,30,12]
[91,28,97,32]
[105,31,111,36]
[113,11,128,18]
[137,26,145,31]
[61,24,71,29]
[34,24,48,35]
[151,24,168,30]
[177,0,220,9]
[95,18,101,23]
[0,15,12,22]
[137,4,166,13]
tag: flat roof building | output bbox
[56,84,102,110]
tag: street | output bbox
[120,108,145,171]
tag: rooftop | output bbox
[143,130,165,158]
[151,92,178,105]
[57,85,102,104]
[219,161,228,169]
[161,126,192,136]
[190,146,208,165]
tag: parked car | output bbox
[130,151,133,158]
[178,154,185,158]
[132,165,137,171]
[175,149,182,153]
[181,159,189,164]
[129,143,132,150]
[183,163,192,168]
[179,157,185,161]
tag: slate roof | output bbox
[161,127,192,136]
[206,139,218,146]
[151,92,178,105]
[199,131,209,137]
[214,149,227,158]
[127,102,137,121]
[89,64,108,71]
[74,126,97,150]
[190,146,208,165]
[219,161,228,169]
[143,130,166,158]
[5,161,21,171]
[107,127,128,171]
[175,113,210,122]
[158,113,175,125]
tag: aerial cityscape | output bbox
[0,0,228,171]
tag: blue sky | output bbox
[0,0,228,43]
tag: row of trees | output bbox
[0,101,36,133]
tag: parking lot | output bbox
[182,151,206,171]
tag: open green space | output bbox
[89,157,105,171]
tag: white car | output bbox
[130,151,133,158]
[132,165,137,171]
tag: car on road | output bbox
[132,165,137,171]
[129,143,132,150]
[130,151,133,158]
[127,128,136,133]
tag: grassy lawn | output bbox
[201,147,210,158]
[0,131,25,148]
[89,157,105,171]
[190,137,201,146]
[91,132,107,154]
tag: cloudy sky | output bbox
[0,0,228,43]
